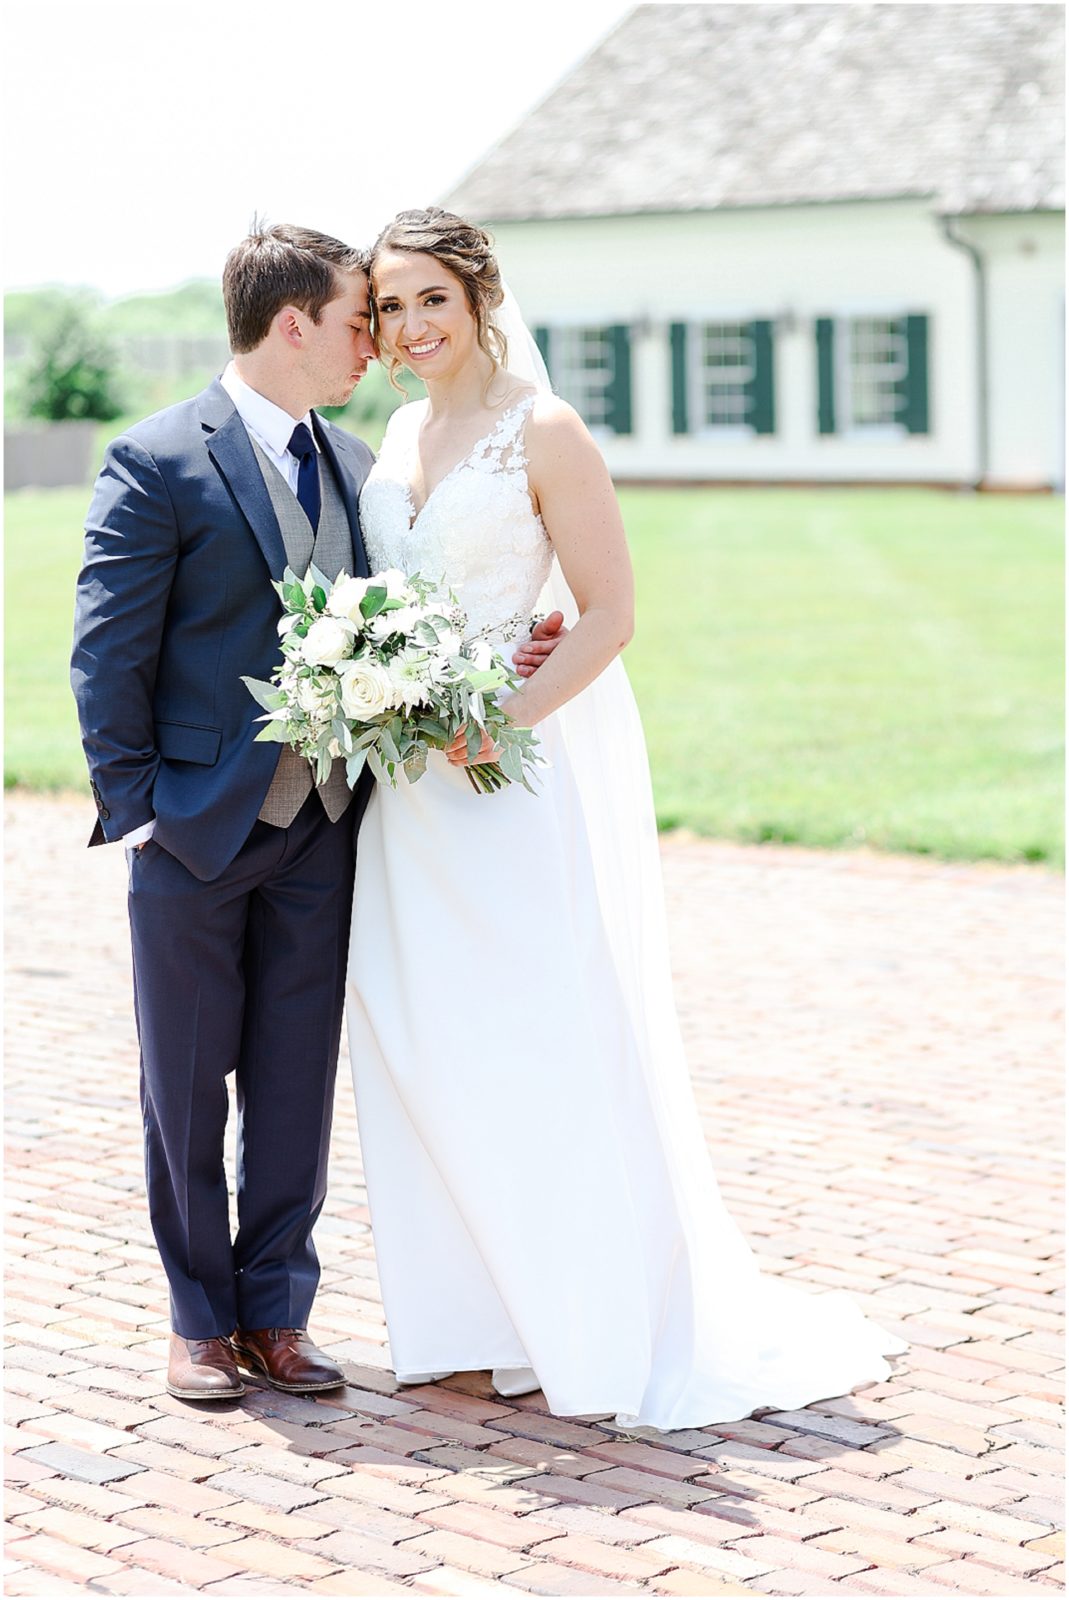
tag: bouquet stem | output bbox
[464,762,508,794]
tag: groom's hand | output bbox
[512,611,566,678]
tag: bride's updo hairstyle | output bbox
[369,207,507,393]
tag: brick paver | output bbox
[5,792,1063,1597]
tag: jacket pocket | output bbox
[156,720,222,765]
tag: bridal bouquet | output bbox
[242,565,542,794]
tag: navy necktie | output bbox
[287,422,321,533]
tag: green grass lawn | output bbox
[6,484,1063,864]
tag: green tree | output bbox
[23,301,124,422]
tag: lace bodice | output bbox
[359,393,553,645]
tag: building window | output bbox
[817,314,930,436]
[534,325,632,435]
[552,327,613,429]
[845,317,910,428]
[696,322,755,428]
[670,319,775,436]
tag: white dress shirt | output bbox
[121,366,320,848]
[219,360,321,493]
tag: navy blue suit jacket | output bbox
[71,379,375,882]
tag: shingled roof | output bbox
[444,3,1063,221]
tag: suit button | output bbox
[99,806,110,820]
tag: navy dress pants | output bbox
[127,797,355,1338]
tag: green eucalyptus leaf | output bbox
[403,742,428,782]
[360,586,388,619]
[464,667,507,693]
[241,676,285,712]
[379,724,401,764]
[499,744,524,784]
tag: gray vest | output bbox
[251,437,354,827]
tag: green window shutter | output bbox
[670,322,689,434]
[898,313,929,434]
[534,326,551,379]
[746,319,775,434]
[816,317,836,435]
[606,325,632,435]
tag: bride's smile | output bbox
[406,337,443,359]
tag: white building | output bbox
[445,3,1064,489]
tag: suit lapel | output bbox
[314,415,371,578]
[198,380,371,581]
[200,382,289,579]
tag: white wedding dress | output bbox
[346,392,906,1429]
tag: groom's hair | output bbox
[223,221,368,353]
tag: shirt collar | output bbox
[220,361,320,456]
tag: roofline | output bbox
[937,206,1065,219]
[469,195,1065,226]
[467,193,937,224]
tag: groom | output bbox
[71,222,562,1400]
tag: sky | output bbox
[4,0,635,298]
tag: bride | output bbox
[345,206,906,1429]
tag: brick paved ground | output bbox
[5,792,1063,1599]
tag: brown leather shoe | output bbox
[166,1333,245,1400]
[231,1327,345,1393]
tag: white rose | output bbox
[296,679,323,714]
[300,617,350,668]
[337,658,396,720]
[326,575,371,624]
[368,567,411,601]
